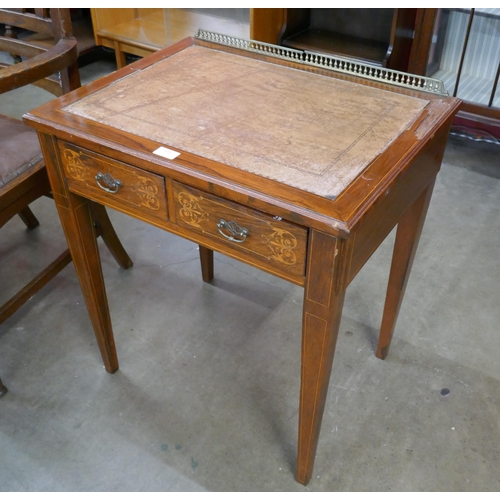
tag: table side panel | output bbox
[347,120,452,285]
[54,138,309,285]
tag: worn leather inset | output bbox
[64,46,431,199]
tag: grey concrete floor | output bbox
[1,57,500,492]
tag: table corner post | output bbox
[37,132,119,373]
[296,229,351,485]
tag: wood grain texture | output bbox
[38,132,119,373]
[91,8,249,68]
[90,202,133,270]
[24,37,460,237]
[250,8,285,44]
[347,122,451,284]
[0,249,71,324]
[18,206,40,229]
[198,245,214,283]
[298,230,348,485]
[59,141,168,220]
[376,179,436,360]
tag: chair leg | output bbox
[18,207,40,229]
[0,377,8,397]
[1,203,131,324]
[90,202,133,269]
[0,249,72,324]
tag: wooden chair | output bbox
[0,8,133,395]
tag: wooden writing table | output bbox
[24,32,460,485]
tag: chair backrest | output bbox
[0,8,80,97]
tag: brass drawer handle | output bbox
[217,219,249,243]
[95,172,123,194]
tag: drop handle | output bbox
[217,219,249,243]
[95,172,123,194]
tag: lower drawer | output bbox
[172,181,307,277]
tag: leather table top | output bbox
[64,45,430,199]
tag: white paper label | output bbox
[153,146,180,160]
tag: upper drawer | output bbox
[58,141,167,219]
[172,181,307,277]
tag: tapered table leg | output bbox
[376,180,436,360]
[199,245,214,283]
[57,194,118,372]
[39,133,118,373]
[296,230,348,485]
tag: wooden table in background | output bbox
[25,34,460,485]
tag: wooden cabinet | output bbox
[90,8,499,134]
[280,9,395,65]
[400,7,500,137]
[251,8,419,72]
[424,8,500,129]
[250,8,500,134]
[91,8,250,68]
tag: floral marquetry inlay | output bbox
[262,229,298,265]
[63,149,88,181]
[134,176,160,211]
[177,191,209,228]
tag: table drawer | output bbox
[172,181,307,276]
[59,141,167,218]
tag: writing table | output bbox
[24,32,460,485]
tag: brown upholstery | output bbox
[0,114,42,188]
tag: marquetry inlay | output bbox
[177,191,210,228]
[63,149,88,181]
[262,229,298,266]
[59,143,167,217]
[135,176,161,211]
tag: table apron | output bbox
[57,140,310,287]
